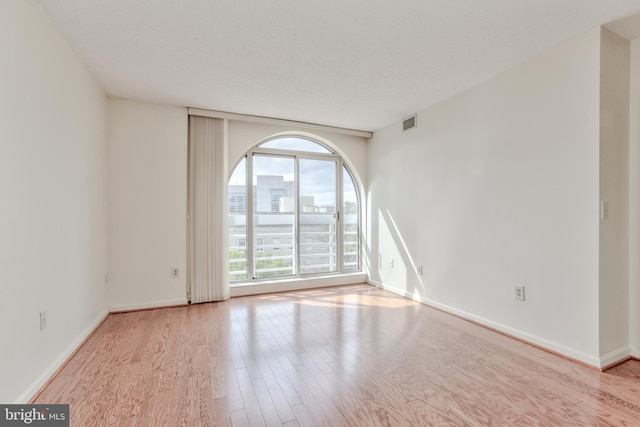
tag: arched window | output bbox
[228,136,360,281]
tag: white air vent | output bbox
[402,115,417,131]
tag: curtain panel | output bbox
[188,116,230,303]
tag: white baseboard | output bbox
[108,298,188,313]
[600,347,632,368]
[231,273,367,297]
[368,279,602,368]
[630,347,640,358]
[15,308,110,404]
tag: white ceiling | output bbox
[39,0,640,132]
[607,12,640,40]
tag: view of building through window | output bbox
[228,136,360,281]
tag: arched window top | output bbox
[258,137,334,154]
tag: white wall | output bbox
[629,38,640,358]
[0,0,108,403]
[598,28,630,363]
[367,28,603,365]
[107,110,366,307]
[107,99,188,311]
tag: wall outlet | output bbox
[171,267,180,278]
[105,274,108,287]
[514,285,525,301]
[389,258,394,268]
[417,265,423,276]
[39,311,47,331]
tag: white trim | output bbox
[108,298,188,313]
[231,273,366,297]
[15,308,110,404]
[600,347,631,368]
[188,108,373,138]
[368,279,602,368]
[630,347,640,358]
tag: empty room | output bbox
[3,0,640,425]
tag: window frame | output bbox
[228,136,361,283]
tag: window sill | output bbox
[229,272,367,297]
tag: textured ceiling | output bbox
[39,0,640,132]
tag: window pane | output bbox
[260,137,333,154]
[253,155,296,278]
[228,157,247,280]
[343,166,359,271]
[299,159,337,274]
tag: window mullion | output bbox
[337,159,344,273]
[294,156,300,277]
[247,153,255,279]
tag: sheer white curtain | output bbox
[188,115,230,303]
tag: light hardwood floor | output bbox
[34,284,640,426]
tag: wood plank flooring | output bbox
[33,284,640,426]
